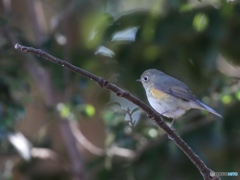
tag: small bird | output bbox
[138,69,222,125]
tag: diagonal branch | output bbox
[14,43,220,180]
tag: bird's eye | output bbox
[143,76,148,81]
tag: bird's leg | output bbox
[159,111,175,129]
[170,118,175,128]
[167,119,176,140]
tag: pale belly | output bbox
[147,96,189,119]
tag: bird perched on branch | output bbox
[138,69,222,126]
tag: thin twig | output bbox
[126,108,136,130]
[14,43,220,180]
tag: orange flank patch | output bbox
[149,87,169,99]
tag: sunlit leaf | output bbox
[235,91,240,101]
[221,94,232,104]
[84,104,95,117]
[193,13,209,32]
[61,105,71,118]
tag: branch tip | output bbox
[14,43,19,49]
[14,43,28,52]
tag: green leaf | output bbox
[221,94,232,104]
[193,13,209,32]
[131,107,140,115]
[235,91,240,101]
[84,104,96,117]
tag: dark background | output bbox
[0,0,240,179]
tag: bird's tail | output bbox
[197,101,223,118]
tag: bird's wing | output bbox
[165,86,198,102]
[154,74,223,118]
[155,77,199,102]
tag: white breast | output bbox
[147,96,186,119]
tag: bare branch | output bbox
[14,43,220,180]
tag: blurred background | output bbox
[0,0,240,179]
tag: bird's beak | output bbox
[136,79,141,82]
